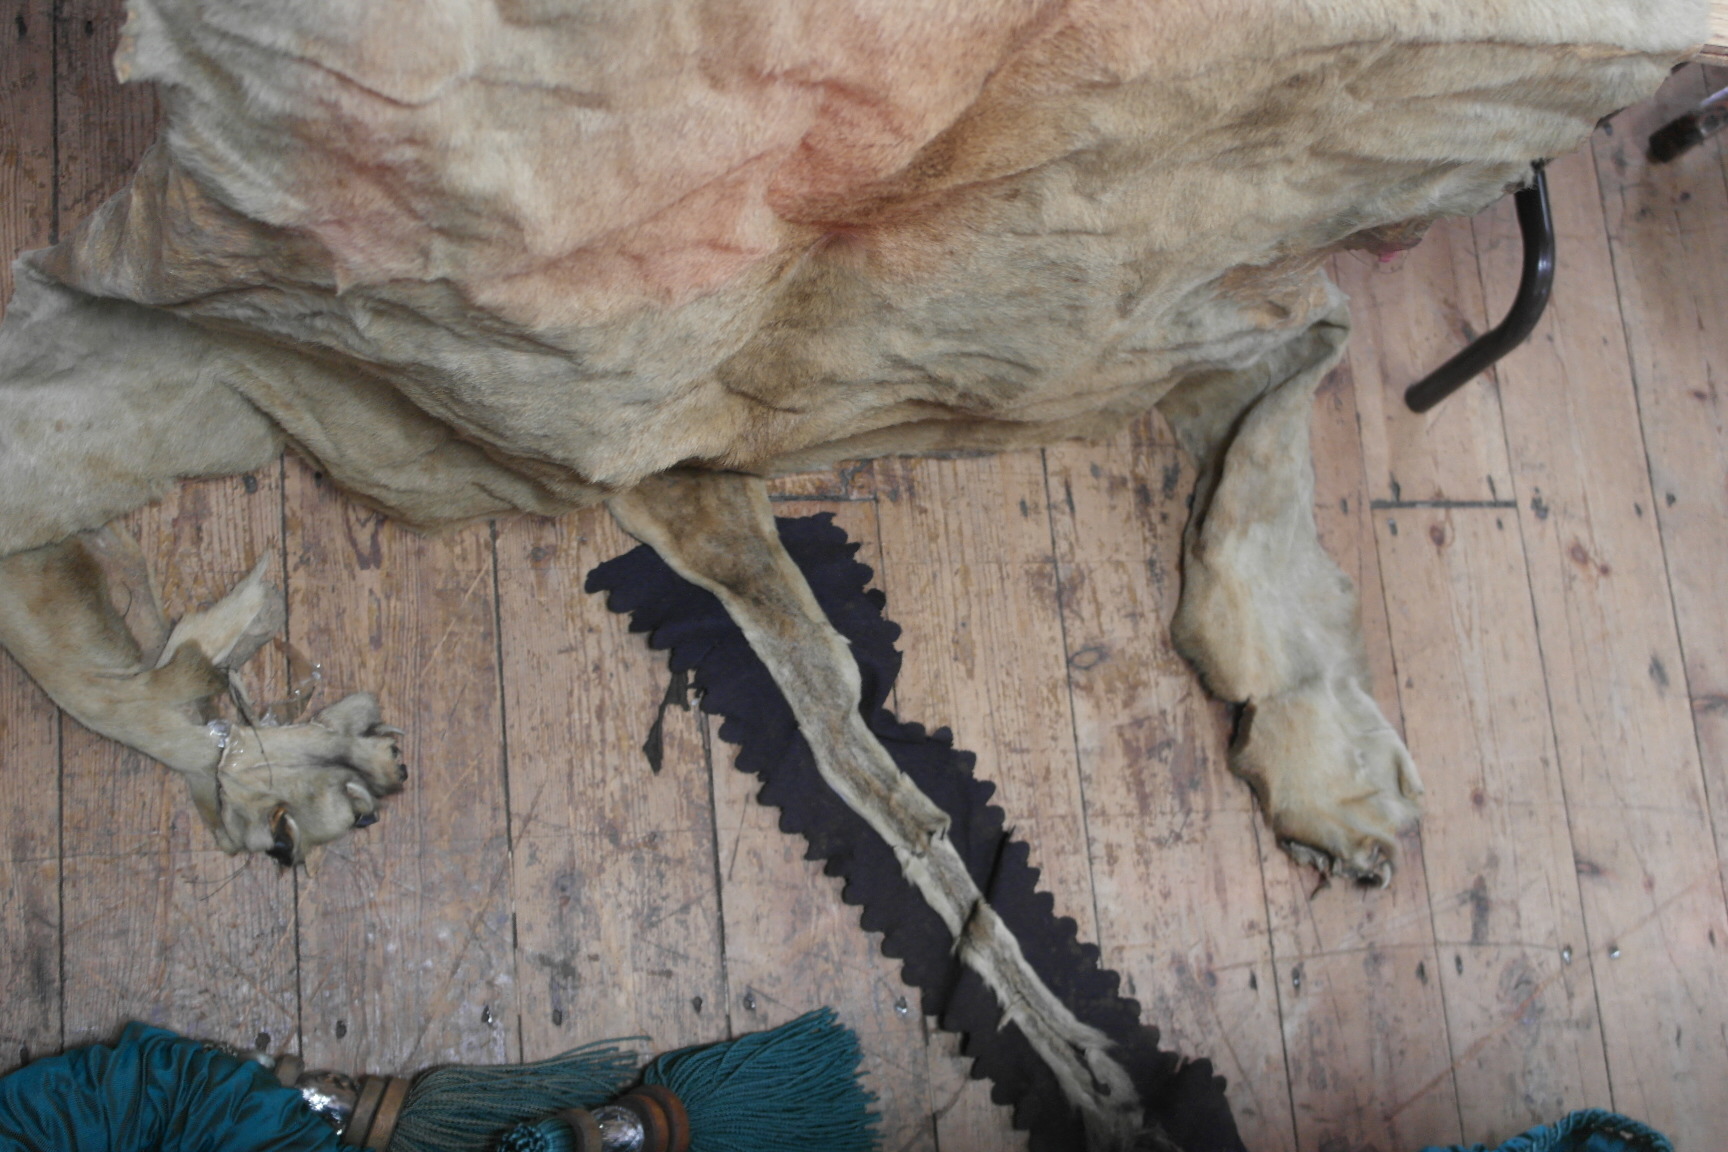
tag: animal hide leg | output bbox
[0,262,282,558]
[609,471,1154,1152]
[0,528,230,778]
[0,526,406,863]
[1159,314,1421,884]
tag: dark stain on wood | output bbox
[1567,539,1611,577]
[342,507,384,570]
[1467,876,1490,944]
[1067,644,1107,670]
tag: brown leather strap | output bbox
[557,1108,603,1152]
[615,1091,672,1152]
[630,1086,690,1152]
[342,1076,387,1147]
[362,1077,412,1150]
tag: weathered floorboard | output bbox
[58,471,299,1052]
[1592,67,1728,897]
[1336,221,1511,505]
[1484,138,1728,1147]
[1046,417,1296,1152]
[0,0,62,1077]
[1275,357,1458,1151]
[495,506,728,1060]
[286,458,516,1074]
[1377,506,1610,1142]
[53,0,157,227]
[0,0,53,300]
[0,650,59,1073]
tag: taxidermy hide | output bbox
[0,1,1703,1147]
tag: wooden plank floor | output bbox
[3,23,1726,1148]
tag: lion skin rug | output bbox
[0,2,1706,1149]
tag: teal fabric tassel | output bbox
[640,1007,877,1152]
[500,1008,879,1152]
[1422,1109,1674,1152]
[388,1040,638,1152]
[1,1013,872,1152]
[0,1023,337,1152]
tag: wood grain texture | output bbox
[1335,222,1511,505]
[54,0,157,223]
[0,0,60,1076]
[1045,417,1296,1152]
[1261,867,1459,1151]
[285,458,515,1074]
[0,655,59,1074]
[0,0,53,302]
[1376,507,1610,1142]
[1483,136,1728,1147]
[1592,68,1728,896]
[495,506,727,1059]
[706,497,940,1152]
[874,456,1096,929]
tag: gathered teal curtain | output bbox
[0,1023,337,1152]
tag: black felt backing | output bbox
[586,513,1246,1152]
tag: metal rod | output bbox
[1649,85,1728,164]
[1404,160,1553,413]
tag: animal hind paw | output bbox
[207,692,409,865]
[1231,675,1421,886]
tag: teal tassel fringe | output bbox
[498,1008,878,1152]
[388,1040,638,1152]
[494,1123,576,1152]
[640,1007,878,1152]
[1421,1109,1673,1152]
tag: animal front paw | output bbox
[205,692,409,865]
[1231,675,1421,885]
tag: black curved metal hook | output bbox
[1404,160,1553,413]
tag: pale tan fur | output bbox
[0,1,1703,872]
[0,528,405,863]
[1157,298,1421,881]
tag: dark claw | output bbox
[354,812,379,829]
[267,806,296,867]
